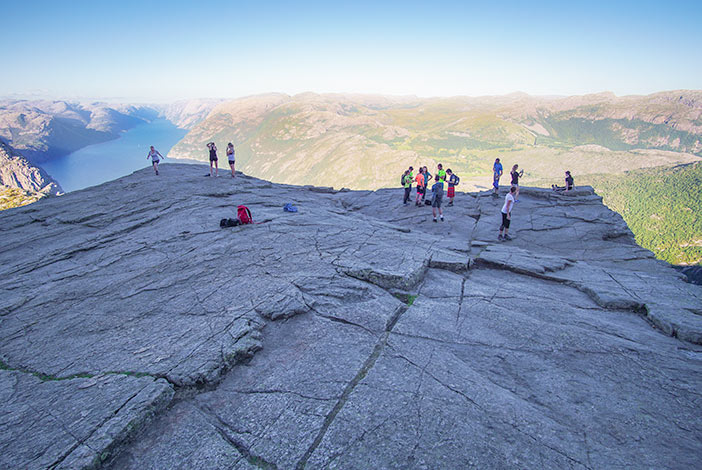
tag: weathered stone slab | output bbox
[0,164,700,469]
[0,370,172,470]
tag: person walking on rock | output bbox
[431,176,445,222]
[207,142,219,177]
[146,146,164,175]
[226,142,236,178]
[403,166,414,205]
[499,186,517,241]
[415,168,425,206]
[493,158,503,196]
[446,169,459,206]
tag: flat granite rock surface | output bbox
[0,164,700,469]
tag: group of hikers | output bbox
[401,163,460,223]
[146,142,237,178]
[148,143,575,241]
[206,142,237,177]
[402,158,575,240]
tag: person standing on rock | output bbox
[226,142,236,178]
[207,142,218,177]
[415,168,425,206]
[146,146,164,175]
[493,158,503,196]
[403,166,414,205]
[422,166,433,204]
[499,186,517,241]
[437,163,447,182]
[446,169,459,206]
[431,176,444,222]
[510,164,523,200]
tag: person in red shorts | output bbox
[446,169,460,206]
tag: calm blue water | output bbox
[42,119,188,192]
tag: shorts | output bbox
[210,156,218,162]
[417,186,425,195]
[447,186,455,198]
[151,159,159,164]
[432,194,443,208]
[228,158,235,164]
[501,212,511,229]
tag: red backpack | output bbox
[237,205,252,224]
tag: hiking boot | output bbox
[440,216,444,221]
[448,202,453,206]
[504,235,512,240]
[498,234,503,241]
[433,218,437,223]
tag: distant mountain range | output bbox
[0,91,699,264]
[168,91,702,190]
[166,91,701,264]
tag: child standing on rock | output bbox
[499,186,517,241]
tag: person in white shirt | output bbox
[498,186,517,241]
[226,142,236,178]
[146,146,163,175]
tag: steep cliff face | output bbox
[0,140,61,195]
[0,164,700,469]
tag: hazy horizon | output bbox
[2,0,701,102]
[3,88,702,106]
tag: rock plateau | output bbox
[0,164,700,469]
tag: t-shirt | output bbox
[493,162,503,176]
[147,150,160,161]
[437,169,447,181]
[448,174,459,187]
[511,171,519,185]
[432,180,444,198]
[565,175,574,189]
[404,172,414,188]
[501,193,515,214]
[227,148,235,160]
[415,173,425,187]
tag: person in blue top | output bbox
[431,177,445,222]
[492,158,503,196]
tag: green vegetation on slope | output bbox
[0,186,44,211]
[578,163,702,265]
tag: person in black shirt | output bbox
[552,170,575,192]
[207,142,219,177]
[510,164,524,199]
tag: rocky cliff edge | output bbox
[0,164,700,469]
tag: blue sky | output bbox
[2,0,701,101]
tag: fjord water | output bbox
[42,119,187,192]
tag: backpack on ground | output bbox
[220,218,240,228]
[237,205,253,224]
